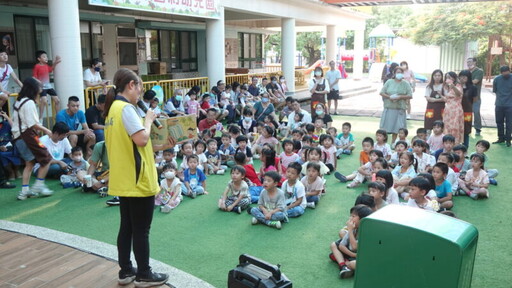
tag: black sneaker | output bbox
[134,271,169,288]
[339,265,354,279]
[106,196,120,206]
[334,172,347,183]
[118,267,137,285]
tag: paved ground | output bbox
[296,79,498,128]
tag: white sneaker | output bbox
[306,202,316,209]
[253,154,260,160]
[160,205,172,213]
[216,169,225,175]
[406,114,411,119]
[31,184,53,197]
[251,217,258,225]
[17,190,38,201]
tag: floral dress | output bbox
[442,84,464,144]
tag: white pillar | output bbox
[353,28,365,80]
[48,0,84,110]
[326,25,337,64]
[281,18,296,94]
[206,6,225,85]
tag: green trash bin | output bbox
[354,205,478,288]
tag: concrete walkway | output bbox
[294,79,498,128]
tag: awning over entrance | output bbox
[321,0,504,7]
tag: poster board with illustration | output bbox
[150,115,197,145]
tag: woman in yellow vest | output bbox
[104,68,174,287]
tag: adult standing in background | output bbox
[326,60,342,115]
[442,72,464,144]
[104,68,174,286]
[379,66,412,143]
[424,69,445,134]
[400,61,415,119]
[467,57,484,136]
[492,66,512,147]
[458,70,477,148]
[309,66,330,113]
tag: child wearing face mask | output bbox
[155,164,182,213]
[60,146,89,187]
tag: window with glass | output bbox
[150,30,197,73]
[14,16,102,80]
[238,32,263,69]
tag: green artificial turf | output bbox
[1,115,511,287]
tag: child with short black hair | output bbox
[301,147,330,176]
[459,153,489,199]
[301,162,323,208]
[155,164,182,213]
[412,139,435,173]
[181,154,207,198]
[68,146,88,175]
[434,134,455,160]
[375,170,399,204]
[389,140,408,168]
[367,181,388,210]
[238,109,257,136]
[329,204,373,279]
[194,139,207,171]
[432,162,453,209]
[320,134,337,172]
[179,141,194,173]
[359,137,374,166]
[335,150,384,188]
[282,162,307,218]
[301,135,313,150]
[219,133,236,167]
[470,139,498,185]
[304,123,317,144]
[392,128,410,149]
[33,50,61,119]
[437,152,459,193]
[453,144,471,173]
[374,129,392,161]
[291,129,304,142]
[205,139,226,175]
[392,152,417,196]
[157,148,178,176]
[412,127,428,143]
[249,171,287,229]
[219,165,250,214]
[235,135,253,163]
[428,120,445,154]
[407,177,440,211]
[279,139,300,175]
[313,118,326,141]
[336,122,355,156]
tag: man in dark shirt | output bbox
[492,66,512,147]
[248,76,259,97]
[85,93,106,142]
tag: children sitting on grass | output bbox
[219,165,250,214]
[392,152,417,197]
[374,129,392,161]
[219,133,236,168]
[431,162,454,209]
[205,139,225,175]
[155,164,182,213]
[359,137,374,166]
[367,181,388,210]
[470,140,498,185]
[320,134,337,173]
[412,139,435,174]
[157,148,177,176]
[252,125,279,158]
[301,147,330,176]
[458,153,489,200]
[374,170,399,205]
[181,154,207,198]
[282,162,307,218]
[301,162,323,209]
[335,122,355,156]
[279,139,300,175]
[428,121,445,155]
[334,150,384,188]
[389,140,408,169]
[329,204,373,279]
[248,171,287,229]
[235,135,252,164]
[392,128,410,149]
[406,177,440,211]
[234,152,262,203]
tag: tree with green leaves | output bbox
[264,32,323,66]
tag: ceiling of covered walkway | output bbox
[320,0,505,7]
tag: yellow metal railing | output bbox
[84,85,114,108]
[143,81,159,93]
[158,77,210,102]
[225,71,283,86]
